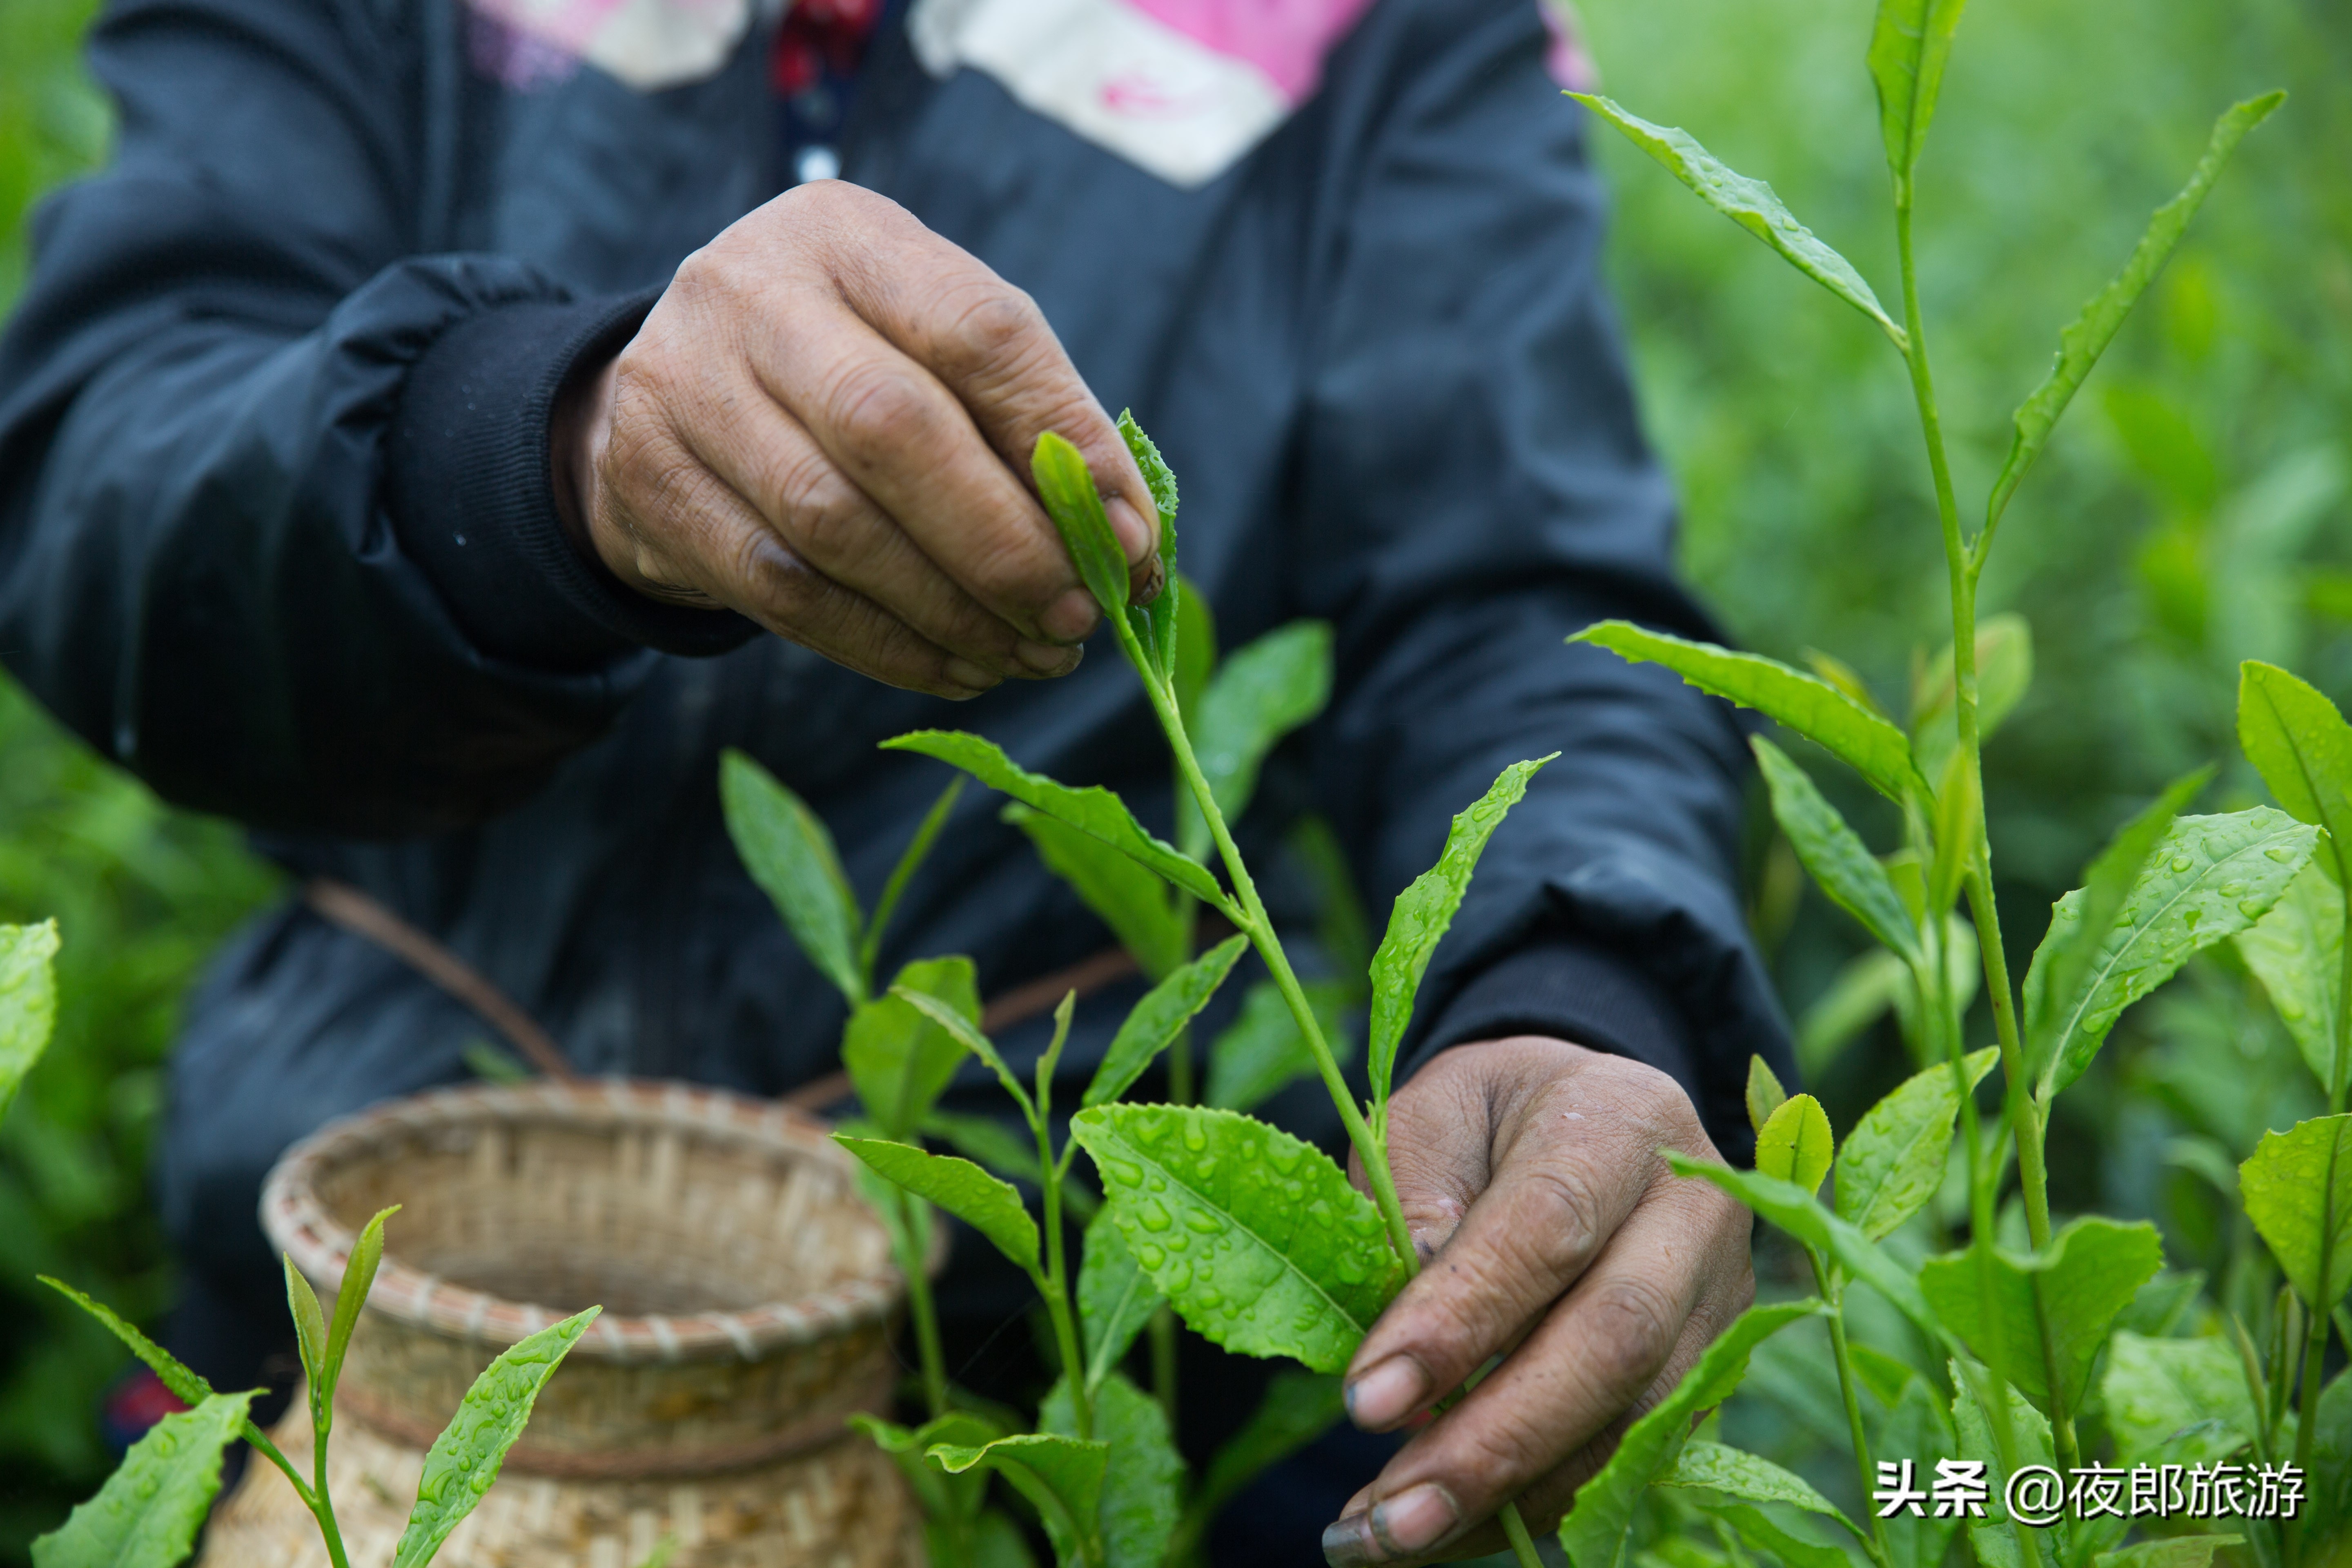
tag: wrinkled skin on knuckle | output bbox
[770,449,875,573]
[1579,1271,1684,1395]
[820,360,938,473]
[932,280,1051,385]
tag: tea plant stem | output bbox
[2292,1167,2339,1565]
[1497,1500,1544,1566]
[897,1191,950,1419]
[308,1430,353,1568]
[1811,1258,1894,1568]
[1112,617,1544,1568]
[1894,199,2052,1248]
[1036,1119,1092,1440]
[1965,861,2051,1250]
[1116,620,1414,1267]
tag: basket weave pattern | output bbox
[197,1079,930,1567]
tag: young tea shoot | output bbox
[34,1166,592,1568]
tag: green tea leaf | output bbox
[883,731,1228,909]
[1043,1372,1180,1568]
[2030,808,2317,1098]
[1078,1208,1163,1393]
[1745,1055,1788,1136]
[926,1107,1084,1200]
[323,1206,395,1417]
[1115,411,1180,677]
[392,1307,599,1568]
[1754,738,1921,964]
[1849,1342,1922,1410]
[862,776,965,983]
[1033,430,1132,624]
[1182,1371,1343,1545]
[2299,1367,2352,1551]
[1702,1504,1854,1568]
[1555,1299,1823,1568]
[931,1432,1109,1568]
[720,750,864,1006]
[1866,0,1967,201]
[284,1253,327,1396]
[1875,1379,1960,1568]
[1007,804,1187,981]
[836,1135,1040,1274]
[38,1277,212,1410]
[852,1409,1005,1523]
[1568,96,1906,351]
[846,957,982,1139]
[2238,860,2345,1092]
[1804,648,1886,717]
[2095,1538,2243,1568]
[1172,574,1217,726]
[1925,747,1980,917]
[1835,1047,1996,1240]
[2024,767,2214,1078]
[1951,1361,2070,1568]
[30,1389,254,1568]
[1910,616,2034,786]
[1796,948,1909,1080]
[1573,623,1925,805]
[1070,1105,1402,1374]
[2100,1330,2258,1465]
[1661,1441,1862,1541]
[1754,1094,1834,1196]
[2241,659,2352,882]
[1917,1217,2164,1412]
[1085,934,1247,1108]
[1666,1156,1945,1347]
[2242,1114,2352,1310]
[893,984,1037,1123]
[0,920,58,1126]
[1988,94,2286,533]
[1206,978,1350,1114]
[1189,620,1333,829]
[1367,755,1555,1108]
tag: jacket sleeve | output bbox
[1297,0,1791,1156]
[0,0,750,839]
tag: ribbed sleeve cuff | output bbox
[1412,936,1735,1152]
[387,291,762,668]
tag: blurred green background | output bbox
[0,0,2345,1553]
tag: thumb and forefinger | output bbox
[822,194,1163,623]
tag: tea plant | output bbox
[1529,7,2352,1568]
[724,412,1559,1566]
[10,922,596,1568]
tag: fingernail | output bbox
[944,657,999,692]
[1322,1512,1377,1567]
[1131,550,1166,605]
[1040,588,1099,643]
[1015,639,1078,675]
[1106,494,1152,564]
[1345,1356,1428,1430]
[1320,1486,1461,1566]
[1371,1484,1459,1556]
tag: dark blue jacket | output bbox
[0,0,1786,1469]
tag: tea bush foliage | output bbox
[2,0,2350,1563]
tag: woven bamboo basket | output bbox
[198,1079,931,1568]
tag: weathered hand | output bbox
[1327,1036,1755,1564]
[550,180,1159,698]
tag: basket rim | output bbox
[259,1077,918,1363]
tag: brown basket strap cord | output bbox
[304,878,581,1082]
[303,876,1168,1109]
